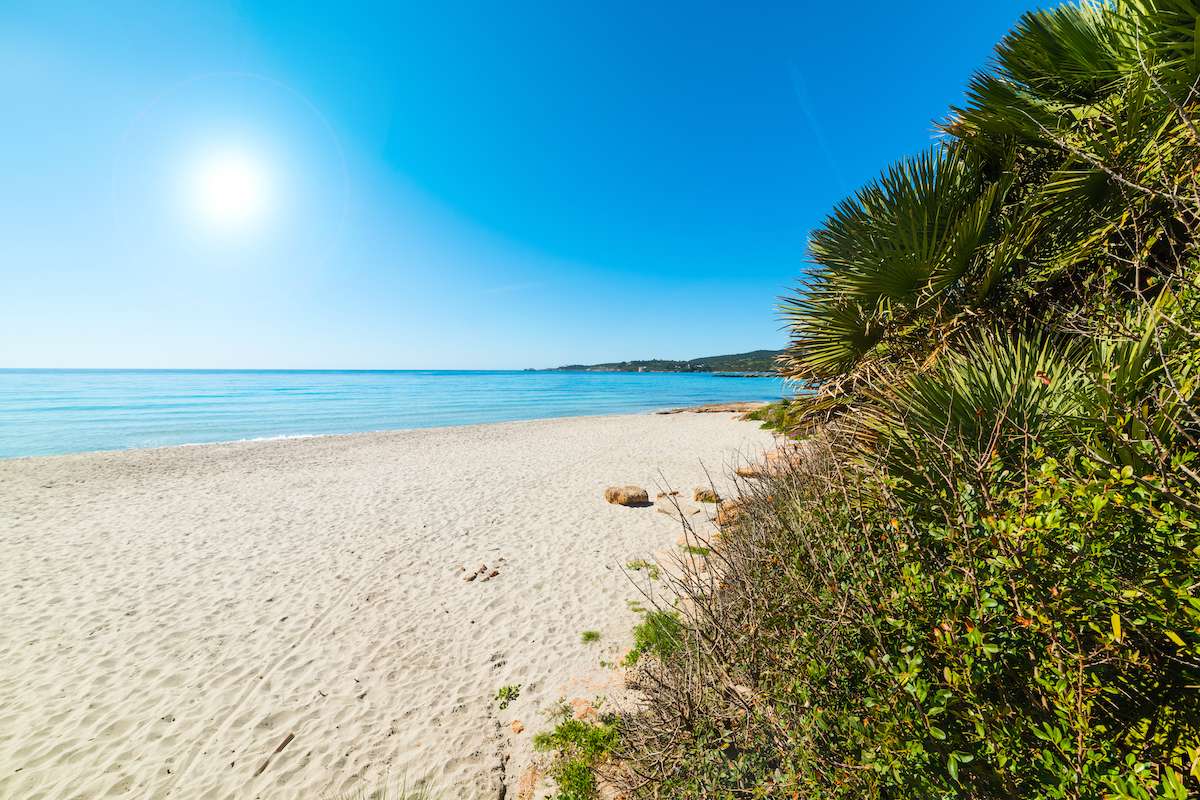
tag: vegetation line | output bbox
[537,2,1200,797]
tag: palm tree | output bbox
[778,0,1200,436]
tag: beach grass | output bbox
[622,610,682,667]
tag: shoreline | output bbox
[0,410,776,799]
[2,402,771,462]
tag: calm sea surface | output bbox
[0,369,787,458]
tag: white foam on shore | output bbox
[7,407,695,461]
[176,432,324,447]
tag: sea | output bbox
[0,369,788,458]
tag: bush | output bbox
[533,703,619,800]
[743,400,798,431]
[539,3,1200,797]
[607,273,1200,797]
[624,610,683,666]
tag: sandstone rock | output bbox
[570,697,599,721]
[716,500,742,527]
[605,485,650,506]
[510,719,525,734]
[515,766,543,800]
[655,490,680,499]
[735,465,764,479]
[598,778,631,800]
[693,487,720,503]
[765,446,801,469]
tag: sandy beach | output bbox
[0,411,775,799]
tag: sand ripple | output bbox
[0,413,773,799]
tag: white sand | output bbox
[0,412,775,799]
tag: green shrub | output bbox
[609,284,1200,796]
[623,610,683,666]
[533,704,619,800]
[615,416,1200,797]
[580,630,601,644]
[590,2,1200,797]
[743,400,797,431]
[611,286,1200,797]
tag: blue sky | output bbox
[2,0,1050,369]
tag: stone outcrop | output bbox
[604,485,650,506]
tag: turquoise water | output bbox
[0,369,787,458]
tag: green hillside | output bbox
[551,349,780,373]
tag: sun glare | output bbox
[185,148,272,235]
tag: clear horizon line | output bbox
[0,366,779,373]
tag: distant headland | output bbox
[541,348,781,375]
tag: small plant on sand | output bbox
[494,683,521,710]
[623,609,683,666]
[680,545,709,557]
[533,701,619,800]
[624,559,659,580]
[580,630,601,644]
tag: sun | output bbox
[185,148,273,235]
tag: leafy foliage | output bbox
[778,0,1200,434]
[613,322,1200,796]
[494,683,521,711]
[533,703,619,800]
[624,610,684,666]
[743,399,797,431]
[599,2,1200,798]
